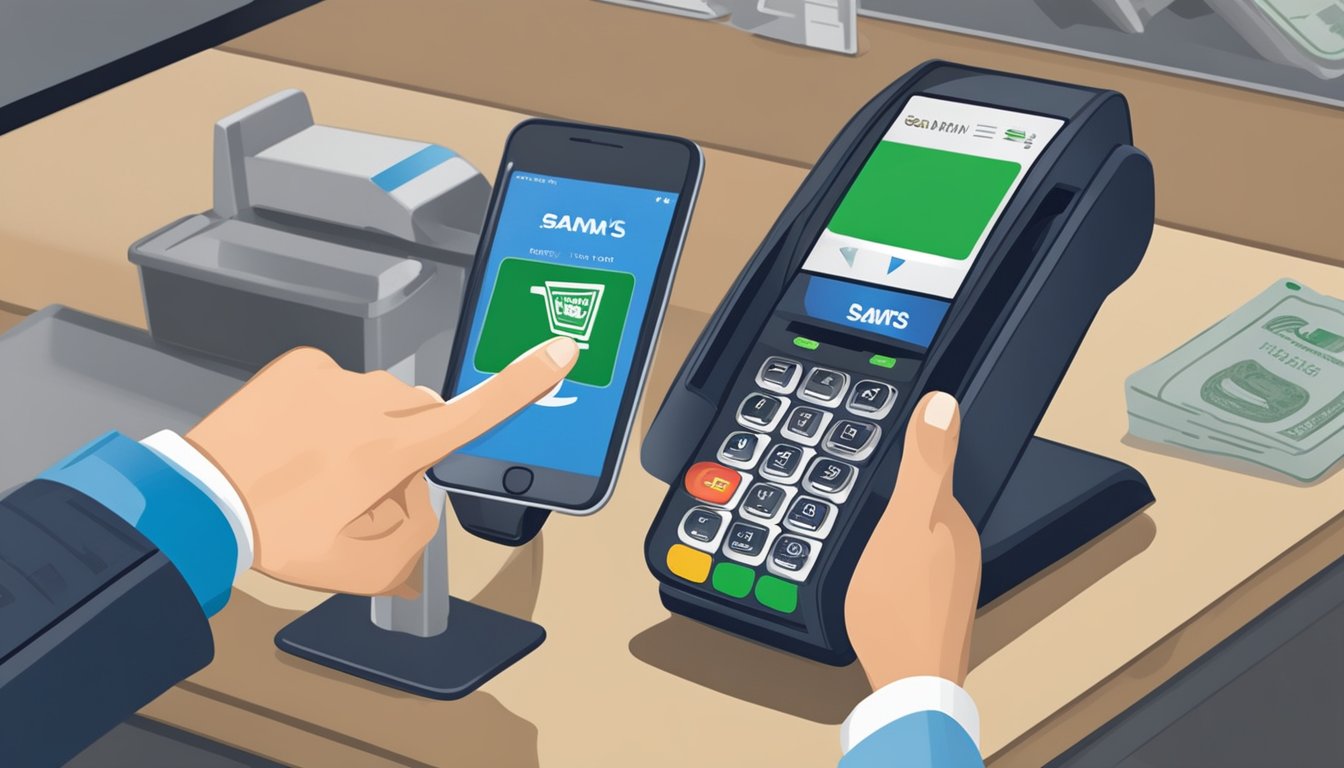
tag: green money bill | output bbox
[1126,387,1287,452]
[1160,293,1344,451]
[1126,279,1344,481]
[1127,407,1338,482]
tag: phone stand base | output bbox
[274,594,545,700]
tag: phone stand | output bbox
[450,492,551,547]
[274,483,546,699]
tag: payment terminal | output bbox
[641,61,1157,664]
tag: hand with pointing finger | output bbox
[184,337,578,597]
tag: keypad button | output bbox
[758,442,812,484]
[683,462,744,507]
[666,544,712,583]
[756,357,801,394]
[780,406,831,446]
[798,367,849,406]
[717,430,766,469]
[725,521,770,558]
[773,536,811,570]
[802,457,857,502]
[740,482,792,523]
[754,574,799,613]
[767,535,821,581]
[783,495,837,539]
[847,380,897,419]
[712,561,756,598]
[678,507,728,552]
[824,419,880,461]
[722,520,778,566]
[736,392,786,432]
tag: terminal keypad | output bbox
[668,354,898,615]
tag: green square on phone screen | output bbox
[473,257,634,388]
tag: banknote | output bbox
[1126,279,1344,481]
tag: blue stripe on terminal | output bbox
[371,144,456,191]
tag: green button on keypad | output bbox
[754,575,799,613]
[711,562,756,598]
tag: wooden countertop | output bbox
[2,48,1342,768]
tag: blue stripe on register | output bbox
[371,144,456,191]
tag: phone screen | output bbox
[449,170,681,477]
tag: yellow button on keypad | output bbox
[666,544,712,584]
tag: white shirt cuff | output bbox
[141,430,254,579]
[841,676,980,753]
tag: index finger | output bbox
[402,337,579,466]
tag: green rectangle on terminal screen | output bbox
[827,142,1020,261]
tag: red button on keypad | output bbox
[684,462,742,506]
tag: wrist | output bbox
[184,426,258,543]
[860,649,967,690]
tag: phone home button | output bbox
[503,466,534,495]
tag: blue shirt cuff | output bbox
[840,711,983,768]
[39,431,237,615]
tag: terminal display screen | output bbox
[799,96,1063,348]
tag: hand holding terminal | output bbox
[844,391,982,689]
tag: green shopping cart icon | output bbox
[474,258,634,388]
[529,281,606,349]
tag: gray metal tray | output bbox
[0,306,247,491]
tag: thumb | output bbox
[347,478,438,596]
[889,391,961,523]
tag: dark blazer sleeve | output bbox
[0,478,214,767]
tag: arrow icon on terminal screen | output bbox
[837,246,904,274]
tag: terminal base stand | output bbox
[275,594,545,700]
[977,436,1154,605]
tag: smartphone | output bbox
[428,119,703,513]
